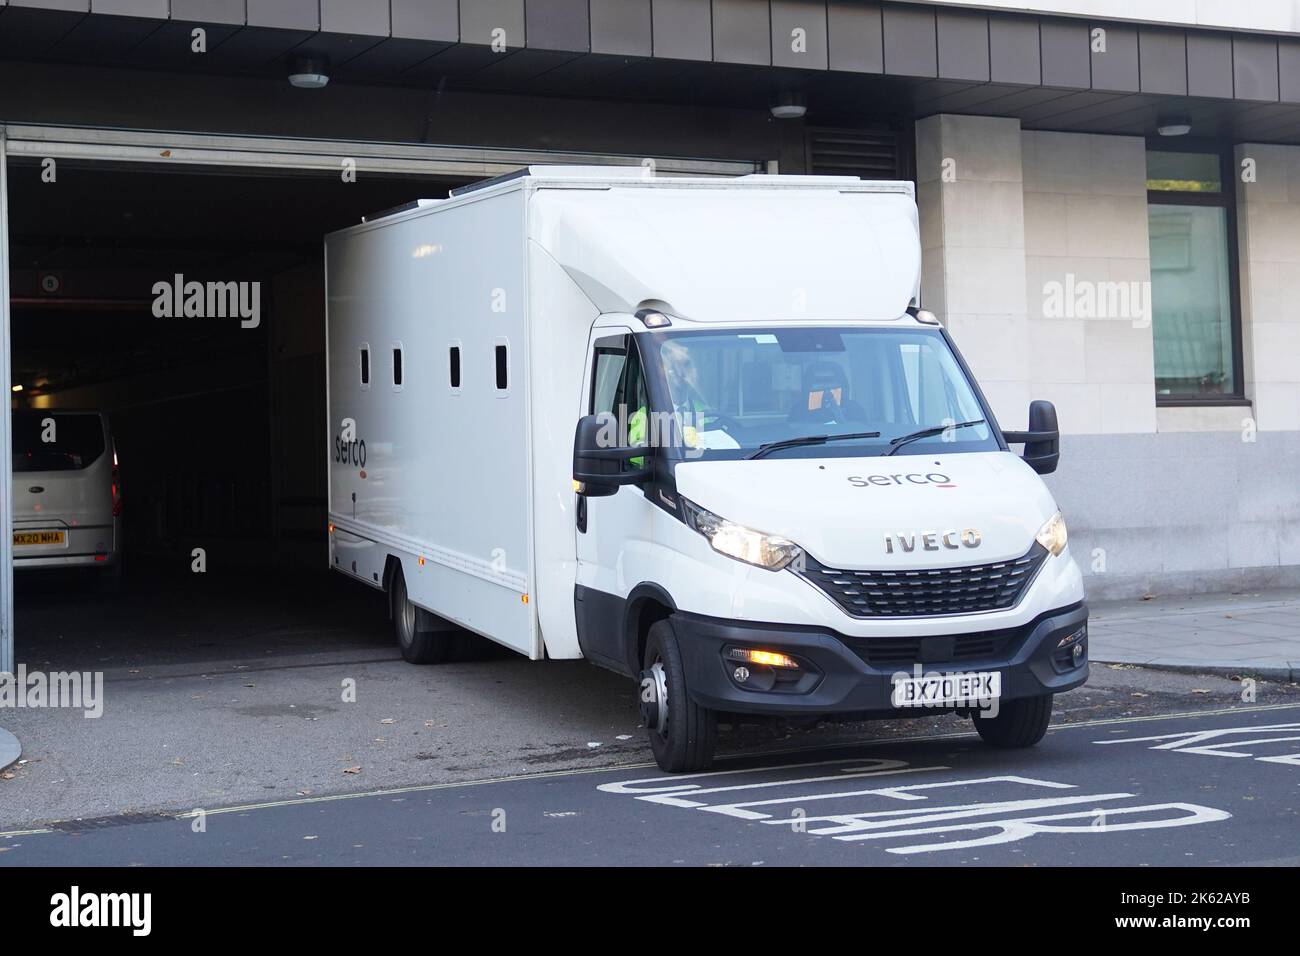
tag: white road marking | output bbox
[839,802,1232,855]
[1095,722,1300,765]
[599,764,1233,855]
[703,774,1075,821]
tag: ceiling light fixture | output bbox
[770,92,807,120]
[288,55,330,90]
[1156,116,1192,137]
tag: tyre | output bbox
[973,693,1053,748]
[641,619,717,773]
[391,566,454,664]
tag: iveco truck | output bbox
[325,166,1087,772]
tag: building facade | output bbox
[2,0,1300,671]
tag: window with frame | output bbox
[590,335,648,471]
[1146,148,1243,402]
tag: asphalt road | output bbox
[4,702,1298,866]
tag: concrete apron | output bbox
[0,726,19,772]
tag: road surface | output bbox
[4,702,1298,866]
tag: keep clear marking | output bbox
[1096,721,1300,766]
[597,756,1230,856]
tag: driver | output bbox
[793,360,864,425]
[629,341,714,462]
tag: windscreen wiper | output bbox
[883,419,985,456]
[746,431,881,460]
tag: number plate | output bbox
[14,530,66,547]
[891,671,1000,707]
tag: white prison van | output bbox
[325,167,1087,772]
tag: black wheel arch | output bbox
[623,583,678,675]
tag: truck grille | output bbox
[840,629,1022,667]
[797,545,1048,618]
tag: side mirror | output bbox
[572,413,651,496]
[1002,400,1060,476]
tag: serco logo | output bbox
[848,472,953,488]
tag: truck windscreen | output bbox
[648,326,998,460]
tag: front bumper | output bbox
[16,553,120,570]
[672,602,1089,716]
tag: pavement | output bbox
[4,702,1298,866]
[1089,588,1300,680]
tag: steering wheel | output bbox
[700,412,742,433]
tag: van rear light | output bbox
[111,450,122,516]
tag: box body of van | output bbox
[325,167,1087,771]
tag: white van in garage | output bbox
[12,409,122,589]
[325,167,1087,771]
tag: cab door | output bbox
[574,328,658,670]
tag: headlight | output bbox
[682,499,803,571]
[1035,511,1068,556]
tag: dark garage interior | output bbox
[7,159,469,667]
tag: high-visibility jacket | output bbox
[628,397,709,468]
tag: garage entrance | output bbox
[0,126,759,671]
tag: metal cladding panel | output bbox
[170,0,246,25]
[712,0,771,66]
[526,0,589,52]
[1187,32,1234,99]
[771,0,827,70]
[246,0,318,30]
[8,0,89,9]
[882,4,936,79]
[1089,23,1138,92]
[936,9,989,82]
[460,0,524,48]
[1233,35,1280,102]
[1138,27,1187,96]
[89,0,167,15]
[391,0,459,42]
[321,0,389,38]
[1040,19,1090,89]
[590,0,651,57]
[989,14,1039,86]
[1280,40,1300,104]
[827,0,882,74]
[651,0,712,62]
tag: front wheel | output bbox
[641,619,717,772]
[392,566,454,664]
[973,693,1054,748]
